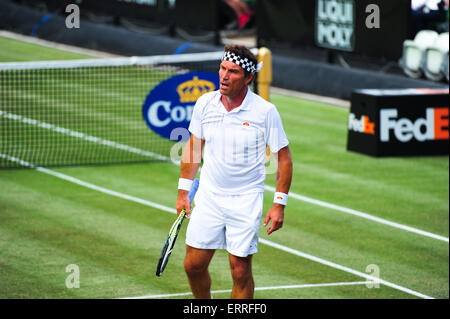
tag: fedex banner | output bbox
[347,88,449,157]
[379,107,448,143]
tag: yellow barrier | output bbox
[257,47,272,102]
[257,47,274,163]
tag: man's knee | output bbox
[231,266,251,283]
[229,256,252,283]
[184,247,214,275]
[184,257,208,275]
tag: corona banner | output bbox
[142,72,219,141]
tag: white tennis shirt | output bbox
[189,88,289,195]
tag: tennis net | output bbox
[0,50,259,168]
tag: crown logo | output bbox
[176,76,216,103]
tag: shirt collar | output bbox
[214,87,252,113]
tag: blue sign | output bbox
[142,71,219,141]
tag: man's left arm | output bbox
[264,145,293,235]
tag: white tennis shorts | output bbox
[185,187,264,257]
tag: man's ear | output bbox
[245,73,255,85]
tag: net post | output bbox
[257,47,274,165]
[257,47,272,102]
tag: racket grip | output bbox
[188,178,199,203]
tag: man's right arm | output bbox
[176,134,204,217]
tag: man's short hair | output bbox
[223,45,257,78]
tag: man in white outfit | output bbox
[176,45,293,299]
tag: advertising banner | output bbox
[142,72,219,141]
[347,88,449,157]
[315,0,356,52]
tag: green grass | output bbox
[0,35,448,299]
[0,36,94,62]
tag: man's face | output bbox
[219,60,253,98]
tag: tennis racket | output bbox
[156,178,199,277]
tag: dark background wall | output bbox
[257,0,411,61]
[1,0,446,100]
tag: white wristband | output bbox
[273,192,288,206]
[178,178,193,191]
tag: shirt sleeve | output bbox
[265,106,289,153]
[188,96,204,139]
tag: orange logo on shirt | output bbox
[243,122,250,126]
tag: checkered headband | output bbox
[222,51,263,73]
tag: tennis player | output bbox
[176,45,292,299]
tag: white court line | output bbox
[258,239,433,299]
[264,185,449,243]
[0,153,435,299]
[0,111,169,162]
[1,110,448,243]
[120,281,370,299]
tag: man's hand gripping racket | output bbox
[156,178,199,277]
